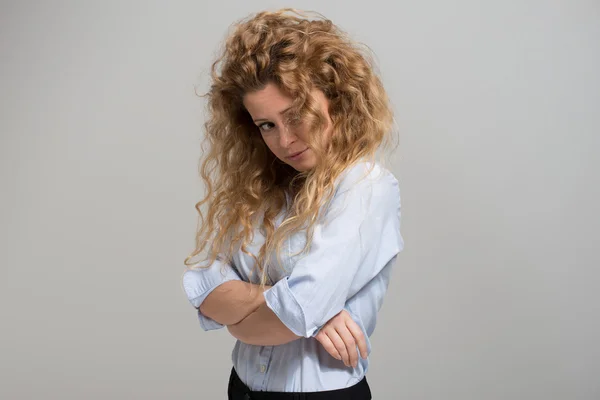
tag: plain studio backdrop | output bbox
[1,1,598,399]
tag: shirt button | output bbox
[259,364,266,373]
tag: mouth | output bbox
[287,148,308,159]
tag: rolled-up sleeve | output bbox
[263,163,403,338]
[182,259,242,331]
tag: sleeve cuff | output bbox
[263,277,320,338]
[187,285,234,331]
[197,309,225,331]
[182,262,241,331]
[182,263,240,307]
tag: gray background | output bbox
[1,0,598,399]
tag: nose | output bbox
[278,125,298,148]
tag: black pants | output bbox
[228,367,372,400]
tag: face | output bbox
[243,82,332,172]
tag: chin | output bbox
[288,159,317,172]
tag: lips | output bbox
[287,149,307,158]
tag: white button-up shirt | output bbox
[183,161,404,392]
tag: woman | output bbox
[182,9,403,399]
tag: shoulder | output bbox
[323,160,400,221]
[334,160,399,198]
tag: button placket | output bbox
[257,346,273,391]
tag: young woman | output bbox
[182,9,403,399]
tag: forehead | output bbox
[243,83,293,116]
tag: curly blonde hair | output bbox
[184,8,395,284]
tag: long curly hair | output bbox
[184,8,396,285]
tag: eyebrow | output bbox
[253,106,293,123]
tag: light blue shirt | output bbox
[182,161,403,392]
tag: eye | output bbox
[257,122,275,132]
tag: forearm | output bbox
[199,281,270,326]
[227,303,301,346]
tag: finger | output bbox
[316,332,342,361]
[327,330,350,367]
[345,319,368,359]
[335,325,358,368]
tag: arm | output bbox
[228,163,403,344]
[183,258,264,330]
[226,267,390,347]
[228,265,394,359]
[200,280,271,325]
[227,302,300,345]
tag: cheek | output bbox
[291,123,310,142]
[262,136,282,155]
[298,116,331,143]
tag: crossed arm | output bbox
[198,280,300,346]
[199,278,371,368]
[199,272,384,367]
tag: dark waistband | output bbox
[228,366,371,400]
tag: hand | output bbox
[315,309,368,368]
